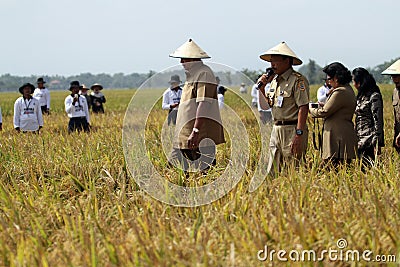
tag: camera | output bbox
[310,102,319,108]
[257,68,275,89]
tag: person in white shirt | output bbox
[239,83,247,94]
[14,83,44,132]
[33,77,51,115]
[216,76,227,109]
[316,81,331,106]
[256,68,275,124]
[162,75,182,125]
[251,76,260,108]
[65,81,90,133]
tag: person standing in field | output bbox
[33,77,51,115]
[316,80,331,106]
[309,62,357,166]
[14,83,44,133]
[239,83,247,94]
[257,70,274,124]
[90,83,106,113]
[352,67,384,165]
[65,81,90,133]
[382,59,400,153]
[168,38,225,173]
[79,84,91,111]
[257,42,309,176]
[162,75,182,125]
[216,76,227,109]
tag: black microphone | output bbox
[257,68,274,89]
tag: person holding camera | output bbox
[65,81,90,133]
[14,83,44,133]
[309,62,357,166]
[257,42,310,176]
[162,75,182,125]
[381,59,400,153]
[352,67,384,165]
[90,83,106,114]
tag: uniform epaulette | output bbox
[293,71,302,78]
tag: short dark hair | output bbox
[323,62,352,85]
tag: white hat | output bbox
[169,39,210,59]
[259,41,302,65]
[382,59,400,75]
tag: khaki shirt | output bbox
[393,88,400,145]
[267,68,309,121]
[174,61,225,149]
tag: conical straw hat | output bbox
[259,41,302,65]
[169,39,210,59]
[382,59,400,75]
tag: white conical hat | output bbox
[169,39,210,59]
[259,41,302,65]
[382,59,400,75]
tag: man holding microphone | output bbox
[65,81,90,133]
[257,42,310,176]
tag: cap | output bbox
[169,39,210,59]
[259,41,302,65]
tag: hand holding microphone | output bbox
[257,68,275,90]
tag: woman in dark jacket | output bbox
[352,67,384,164]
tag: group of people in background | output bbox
[0,78,106,133]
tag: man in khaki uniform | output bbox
[382,59,400,153]
[257,42,310,176]
[169,39,225,172]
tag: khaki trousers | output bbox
[266,125,308,177]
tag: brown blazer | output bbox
[310,84,357,160]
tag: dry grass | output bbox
[0,85,399,266]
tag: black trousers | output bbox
[68,117,90,133]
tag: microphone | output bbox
[257,68,275,89]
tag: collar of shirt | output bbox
[277,68,294,83]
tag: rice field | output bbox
[0,84,399,266]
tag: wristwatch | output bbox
[295,129,303,136]
[192,127,200,133]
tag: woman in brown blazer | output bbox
[309,62,357,165]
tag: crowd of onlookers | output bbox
[0,78,106,133]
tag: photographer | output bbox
[162,75,182,125]
[65,81,90,133]
[90,83,106,114]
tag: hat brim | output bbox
[19,84,35,94]
[91,85,103,90]
[260,54,302,65]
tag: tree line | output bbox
[0,58,398,92]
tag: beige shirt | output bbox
[267,68,310,121]
[174,61,225,149]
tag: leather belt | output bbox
[274,120,297,126]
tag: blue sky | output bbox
[0,0,399,76]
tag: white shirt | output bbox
[317,84,330,104]
[251,84,258,104]
[65,94,90,123]
[257,83,272,112]
[14,97,44,131]
[162,87,182,110]
[33,88,51,109]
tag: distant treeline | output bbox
[1,58,398,92]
